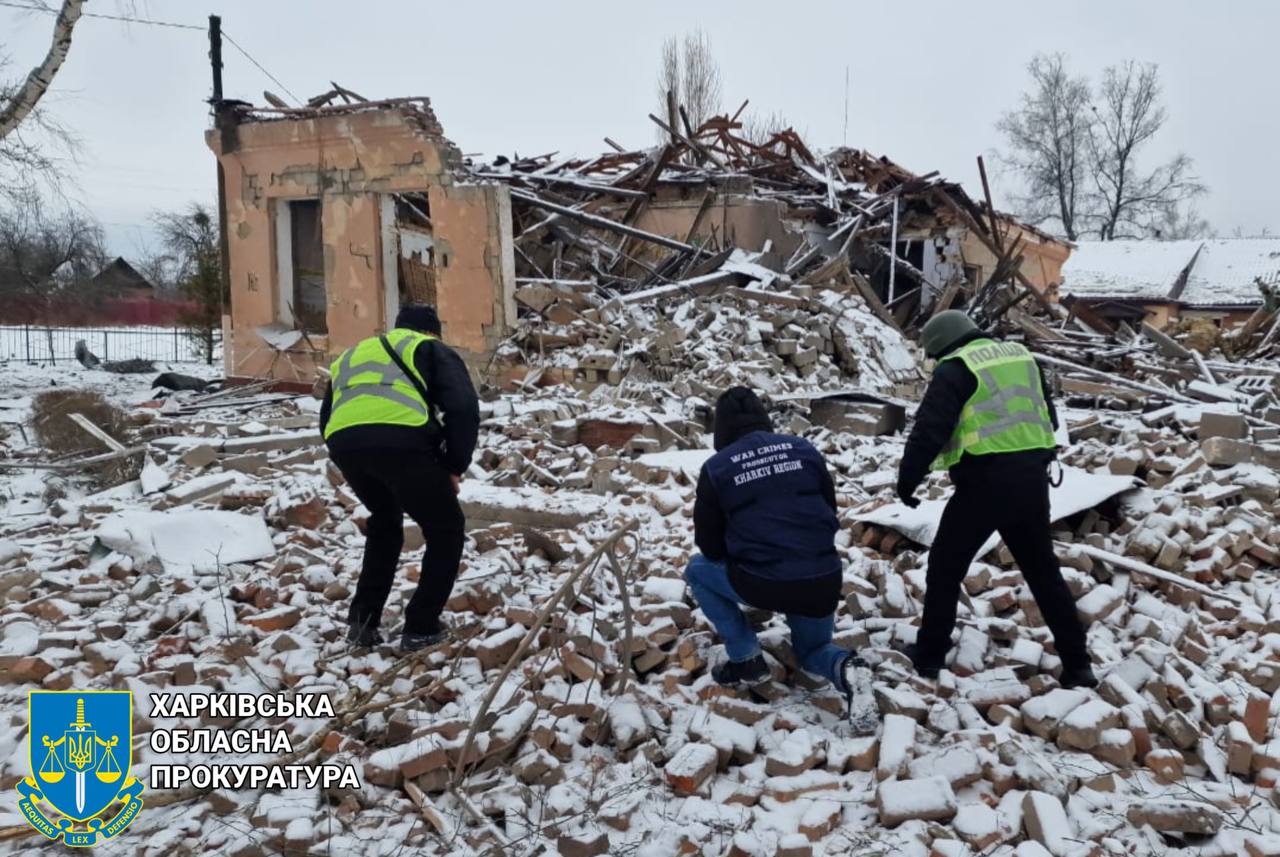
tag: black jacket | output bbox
[694,391,842,618]
[898,331,1059,497]
[320,337,480,476]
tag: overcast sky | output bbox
[4,0,1278,256]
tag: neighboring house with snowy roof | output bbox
[1061,238,1278,330]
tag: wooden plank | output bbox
[1069,542,1245,605]
[619,269,745,305]
[934,190,1055,314]
[0,445,148,472]
[929,280,963,317]
[724,287,809,308]
[1035,352,1197,403]
[476,171,649,199]
[848,270,903,333]
[1140,322,1194,360]
[512,190,702,255]
[1059,377,1142,401]
[67,413,127,453]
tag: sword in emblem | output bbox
[66,699,93,814]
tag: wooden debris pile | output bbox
[477,100,1048,344]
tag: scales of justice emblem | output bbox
[16,691,145,847]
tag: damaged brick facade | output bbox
[206,99,516,381]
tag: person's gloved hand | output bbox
[897,483,921,508]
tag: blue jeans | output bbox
[684,554,850,690]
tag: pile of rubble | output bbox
[478,100,1058,351]
[4,86,1280,850]
[499,269,921,401]
[2,276,1279,856]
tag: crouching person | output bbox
[686,387,876,733]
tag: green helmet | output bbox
[921,310,979,358]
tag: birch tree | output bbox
[0,0,87,200]
[0,0,86,141]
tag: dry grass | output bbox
[30,390,129,453]
[29,390,141,486]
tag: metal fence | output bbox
[0,325,220,365]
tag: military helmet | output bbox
[921,310,979,358]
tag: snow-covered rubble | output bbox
[1,290,1279,856]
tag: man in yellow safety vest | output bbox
[896,310,1096,689]
[320,305,479,652]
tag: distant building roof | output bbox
[1179,239,1280,307]
[1062,238,1279,308]
[91,257,153,291]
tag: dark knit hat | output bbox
[713,386,773,451]
[395,304,442,336]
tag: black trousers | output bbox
[330,447,465,636]
[917,466,1089,669]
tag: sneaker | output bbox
[400,628,450,653]
[347,620,384,648]
[1060,663,1099,689]
[840,653,878,736]
[893,642,943,680]
[711,654,769,687]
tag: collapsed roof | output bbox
[473,101,1068,333]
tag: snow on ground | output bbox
[0,291,1278,856]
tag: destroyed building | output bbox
[2,89,1280,857]
[209,95,1070,386]
[1061,238,1279,332]
[206,97,516,382]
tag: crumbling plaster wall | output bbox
[635,195,802,260]
[207,107,514,381]
[958,224,1072,299]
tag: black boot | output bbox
[1060,662,1098,689]
[400,628,450,653]
[894,642,943,680]
[711,654,769,687]
[347,618,384,648]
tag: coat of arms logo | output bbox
[16,691,145,847]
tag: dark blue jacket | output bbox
[694,430,841,616]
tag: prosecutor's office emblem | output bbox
[16,691,145,847]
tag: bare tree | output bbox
[0,188,105,317]
[997,56,1208,242]
[741,110,791,146]
[0,67,79,202]
[132,247,179,295]
[996,53,1093,241]
[655,29,722,138]
[153,203,224,364]
[1230,225,1273,239]
[1153,204,1214,240]
[0,0,85,141]
[1087,60,1205,240]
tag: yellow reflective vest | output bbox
[930,338,1056,470]
[323,329,435,440]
